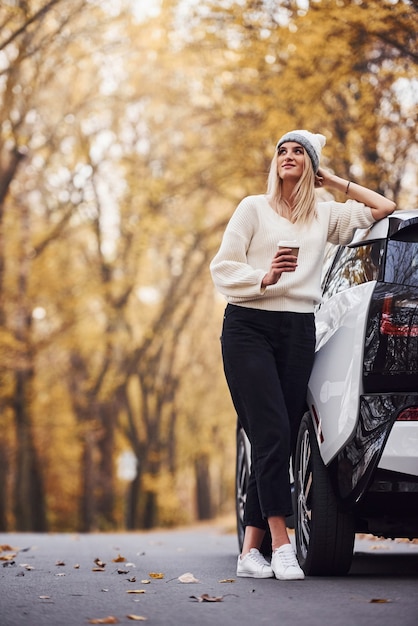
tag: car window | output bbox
[384,240,418,287]
[322,242,382,301]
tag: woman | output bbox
[210,129,396,581]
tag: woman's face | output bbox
[277,142,305,181]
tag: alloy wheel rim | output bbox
[236,437,248,531]
[297,428,313,560]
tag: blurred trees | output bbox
[0,0,416,531]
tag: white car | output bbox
[236,209,418,575]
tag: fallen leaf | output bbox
[0,553,17,561]
[190,594,224,603]
[148,572,164,579]
[88,617,119,625]
[112,554,127,563]
[140,580,150,584]
[178,573,199,583]
[127,577,137,583]
[39,596,51,600]
[126,589,146,594]
[74,564,80,569]
[92,567,106,572]
[2,561,16,567]
[56,573,66,577]
[370,598,392,603]
[94,558,106,568]
[218,579,235,583]
[117,568,129,575]
[55,560,65,566]
[126,617,147,622]
[0,544,15,552]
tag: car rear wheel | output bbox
[294,412,355,575]
[236,426,249,552]
[235,425,271,555]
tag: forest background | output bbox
[0,0,417,533]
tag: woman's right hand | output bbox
[261,247,298,288]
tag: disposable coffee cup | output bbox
[278,240,300,258]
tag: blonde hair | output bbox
[266,150,317,224]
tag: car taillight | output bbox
[397,407,418,421]
[380,294,418,337]
[363,284,418,393]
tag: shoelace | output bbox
[247,550,269,567]
[275,547,299,568]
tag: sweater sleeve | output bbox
[209,198,267,299]
[326,199,374,245]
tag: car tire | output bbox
[235,425,271,556]
[236,426,249,552]
[294,412,355,575]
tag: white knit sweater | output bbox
[210,194,374,313]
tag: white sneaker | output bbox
[237,548,274,578]
[271,544,305,580]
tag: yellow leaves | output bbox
[88,618,119,625]
[127,616,147,622]
[112,554,127,563]
[0,544,15,552]
[126,590,146,595]
[370,598,392,604]
[0,553,17,562]
[148,572,164,579]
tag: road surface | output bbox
[1,523,417,626]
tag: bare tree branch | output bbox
[0,0,64,52]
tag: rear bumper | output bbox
[330,393,418,508]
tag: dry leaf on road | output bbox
[190,594,224,603]
[112,554,127,563]
[370,598,392,603]
[178,572,199,583]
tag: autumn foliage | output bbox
[0,0,416,531]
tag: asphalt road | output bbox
[1,523,417,626]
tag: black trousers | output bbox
[221,304,315,529]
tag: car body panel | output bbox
[308,209,418,498]
[307,281,376,465]
[378,422,418,475]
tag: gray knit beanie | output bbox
[276,130,326,173]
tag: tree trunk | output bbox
[79,429,96,532]
[195,455,213,520]
[0,438,9,530]
[96,401,116,528]
[13,369,47,531]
